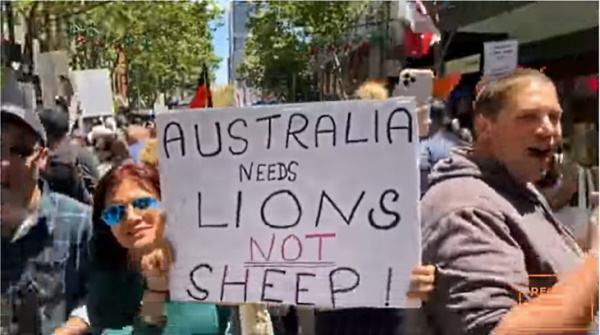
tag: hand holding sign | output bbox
[406,265,436,302]
[140,239,173,289]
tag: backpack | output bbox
[74,155,96,202]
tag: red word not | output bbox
[249,232,336,262]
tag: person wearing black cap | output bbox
[1,70,92,335]
[38,108,98,204]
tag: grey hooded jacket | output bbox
[419,147,584,335]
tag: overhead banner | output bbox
[157,99,421,308]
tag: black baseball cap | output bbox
[1,104,48,146]
[1,67,47,145]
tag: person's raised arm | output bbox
[495,194,599,334]
[494,254,597,335]
[423,205,598,335]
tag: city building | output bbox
[228,0,252,84]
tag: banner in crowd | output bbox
[37,50,70,109]
[157,99,421,308]
[71,69,115,117]
[483,40,518,81]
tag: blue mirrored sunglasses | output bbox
[101,197,160,226]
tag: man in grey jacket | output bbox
[421,69,598,335]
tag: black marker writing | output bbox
[163,121,185,159]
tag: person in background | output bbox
[538,142,599,253]
[86,161,233,334]
[537,144,579,212]
[421,69,597,334]
[127,125,151,163]
[38,108,97,203]
[105,116,117,133]
[447,88,474,140]
[353,80,389,100]
[93,132,130,178]
[139,139,159,169]
[132,116,144,126]
[145,120,157,139]
[70,128,101,195]
[419,99,469,195]
[1,89,92,335]
[115,113,130,141]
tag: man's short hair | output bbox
[474,69,555,119]
[38,108,70,144]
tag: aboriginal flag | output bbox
[189,63,213,109]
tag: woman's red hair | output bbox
[92,161,162,270]
[94,160,161,206]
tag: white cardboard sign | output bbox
[483,40,518,81]
[71,69,115,117]
[157,99,421,308]
[37,50,70,109]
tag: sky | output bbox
[212,0,230,86]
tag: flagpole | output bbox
[204,62,208,108]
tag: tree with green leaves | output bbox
[10,1,222,108]
[238,1,369,101]
[66,1,222,108]
[9,1,110,71]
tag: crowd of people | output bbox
[1,67,598,335]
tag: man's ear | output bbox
[36,147,49,171]
[474,113,491,140]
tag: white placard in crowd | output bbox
[37,50,70,109]
[2,67,35,110]
[483,40,518,81]
[157,99,421,308]
[71,69,115,117]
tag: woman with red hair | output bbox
[85,161,232,334]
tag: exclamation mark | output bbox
[385,267,392,307]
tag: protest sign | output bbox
[157,98,421,308]
[483,40,518,81]
[71,69,115,117]
[37,50,70,109]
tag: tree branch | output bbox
[52,1,114,21]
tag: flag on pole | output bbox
[403,0,440,58]
[189,63,213,109]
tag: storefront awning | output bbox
[459,1,598,45]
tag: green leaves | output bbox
[66,0,222,107]
[239,1,368,100]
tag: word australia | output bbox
[162,107,414,159]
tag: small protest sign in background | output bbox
[71,69,115,118]
[37,50,70,109]
[157,98,421,308]
[483,39,518,81]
